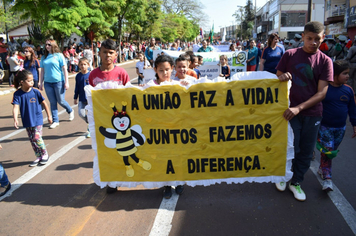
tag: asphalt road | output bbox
[0,60,355,236]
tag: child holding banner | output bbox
[152,55,185,198]
[89,39,130,87]
[88,39,130,194]
[275,21,333,201]
[173,56,196,82]
[218,55,230,79]
[317,60,356,191]
[189,55,201,79]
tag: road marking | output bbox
[0,105,77,142]
[149,193,179,236]
[310,160,356,234]
[0,136,86,201]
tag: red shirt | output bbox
[346,40,352,49]
[0,42,7,53]
[89,66,130,87]
[68,48,76,56]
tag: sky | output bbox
[203,0,269,33]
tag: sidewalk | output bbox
[0,59,137,96]
[0,83,16,96]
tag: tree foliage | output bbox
[12,0,117,45]
[160,12,199,43]
[7,0,201,49]
[162,0,207,27]
[0,0,25,36]
[233,0,254,39]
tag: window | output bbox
[281,12,306,27]
[273,14,279,30]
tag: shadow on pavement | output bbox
[55,162,93,171]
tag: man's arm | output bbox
[278,72,329,120]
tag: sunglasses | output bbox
[46,44,51,46]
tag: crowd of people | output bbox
[1,21,356,203]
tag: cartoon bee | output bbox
[99,102,151,177]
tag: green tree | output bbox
[135,0,162,41]
[233,0,254,39]
[0,0,25,40]
[107,0,148,62]
[12,0,115,47]
[160,12,198,43]
[79,0,116,43]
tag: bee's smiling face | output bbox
[113,117,130,131]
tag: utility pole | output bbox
[307,0,312,22]
[254,0,257,38]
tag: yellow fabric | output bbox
[92,79,289,182]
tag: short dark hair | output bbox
[178,53,190,61]
[333,60,349,76]
[175,56,188,66]
[101,39,117,50]
[190,55,198,62]
[185,51,194,56]
[304,21,324,34]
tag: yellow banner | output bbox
[89,77,291,187]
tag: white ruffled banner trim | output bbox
[85,72,293,189]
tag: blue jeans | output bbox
[0,52,7,70]
[290,115,322,183]
[78,101,88,123]
[0,163,9,187]
[44,81,73,123]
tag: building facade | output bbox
[255,0,325,41]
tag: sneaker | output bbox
[69,111,74,121]
[49,122,59,129]
[275,182,287,191]
[163,186,172,199]
[175,185,184,195]
[0,182,11,197]
[29,158,41,167]
[106,186,117,194]
[289,182,306,201]
[40,155,49,165]
[322,179,333,191]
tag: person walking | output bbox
[39,39,74,129]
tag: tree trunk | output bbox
[117,18,122,63]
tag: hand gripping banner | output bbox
[86,72,294,189]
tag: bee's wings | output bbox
[131,125,146,146]
[104,128,117,149]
